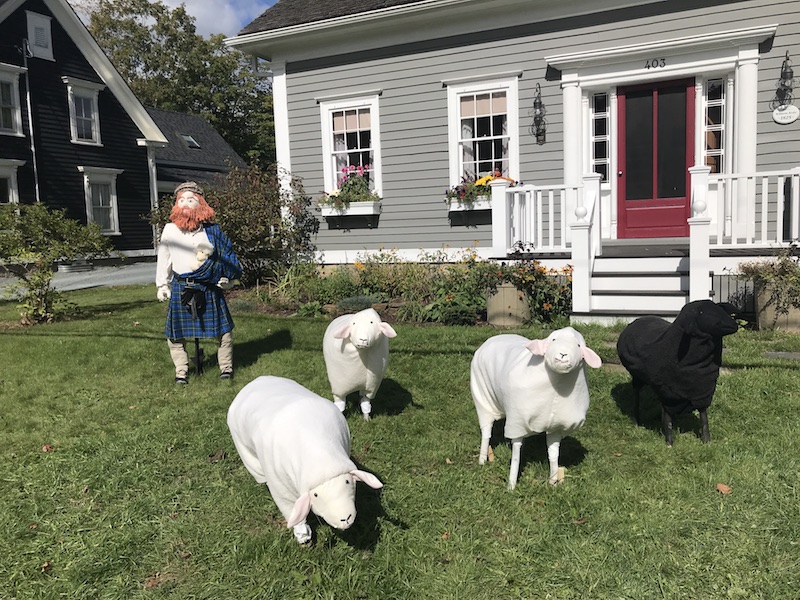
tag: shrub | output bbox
[0,203,112,325]
[737,244,800,324]
[501,260,573,323]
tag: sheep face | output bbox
[526,326,602,373]
[333,308,397,350]
[286,469,383,530]
[691,300,739,338]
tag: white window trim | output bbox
[62,76,105,146]
[77,166,122,235]
[319,94,383,196]
[0,63,26,137]
[26,11,54,61]
[0,159,26,204]
[445,75,520,187]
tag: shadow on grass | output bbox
[338,377,419,420]
[234,329,293,369]
[488,419,588,481]
[611,381,707,443]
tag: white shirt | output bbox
[155,222,213,290]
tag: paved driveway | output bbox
[0,261,156,294]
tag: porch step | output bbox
[588,255,689,316]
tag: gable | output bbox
[0,0,166,144]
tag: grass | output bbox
[1,285,799,599]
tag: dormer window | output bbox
[26,12,54,61]
[182,134,201,149]
[62,76,105,145]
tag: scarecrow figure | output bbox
[156,181,242,384]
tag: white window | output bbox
[26,11,54,61]
[591,93,611,182]
[0,64,25,136]
[0,159,25,204]
[446,75,520,186]
[319,94,382,195]
[703,78,727,174]
[62,77,105,145]
[77,166,122,234]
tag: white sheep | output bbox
[470,327,602,489]
[227,376,384,544]
[323,308,397,420]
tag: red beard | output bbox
[170,198,215,231]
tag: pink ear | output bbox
[581,346,602,369]
[286,492,311,528]
[525,339,549,356]
[333,324,351,339]
[379,323,397,338]
[350,469,383,490]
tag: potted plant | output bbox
[318,165,382,216]
[444,170,516,211]
[737,244,800,330]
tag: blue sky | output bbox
[161,0,277,38]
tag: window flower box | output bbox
[319,201,382,217]
[447,196,491,212]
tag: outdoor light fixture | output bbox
[530,83,547,145]
[772,51,795,109]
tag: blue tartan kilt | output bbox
[165,279,234,340]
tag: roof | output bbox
[239,0,426,35]
[146,107,246,183]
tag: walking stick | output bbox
[187,291,204,375]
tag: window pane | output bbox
[345,110,358,130]
[491,92,506,113]
[625,90,653,200]
[332,112,345,132]
[706,130,722,152]
[707,79,723,101]
[475,94,490,115]
[460,96,474,118]
[358,109,370,129]
[593,118,607,137]
[594,140,608,160]
[476,116,491,137]
[657,86,686,198]
[593,94,607,113]
[595,163,609,181]
[0,106,12,130]
[359,131,371,148]
[345,131,358,149]
[0,82,11,105]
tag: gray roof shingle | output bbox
[146,107,246,183]
[238,0,427,35]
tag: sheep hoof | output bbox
[362,413,370,422]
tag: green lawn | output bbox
[1,285,798,599]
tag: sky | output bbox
[160,0,277,38]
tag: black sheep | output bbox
[616,300,738,445]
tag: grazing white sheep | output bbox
[227,376,383,544]
[470,327,602,489]
[323,308,397,420]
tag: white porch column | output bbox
[562,80,583,238]
[271,60,292,195]
[734,54,759,231]
[689,166,712,302]
[490,179,511,257]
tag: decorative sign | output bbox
[772,104,799,125]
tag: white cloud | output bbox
[162,0,275,38]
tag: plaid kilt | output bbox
[165,278,234,340]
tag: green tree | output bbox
[86,0,275,168]
[0,204,113,325]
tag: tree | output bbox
[0,204,113,325]
[85,0,275,168]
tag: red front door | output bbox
[617,79,695,238]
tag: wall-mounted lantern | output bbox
[772,51,795,109]
[530,83,547,145]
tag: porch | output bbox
[488,166,800,323]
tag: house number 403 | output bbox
[645,58,666,69]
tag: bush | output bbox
[0,203,112,324]
[501,260,572,323]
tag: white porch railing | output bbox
[490,173,601,257]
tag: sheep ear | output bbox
[525,339,548,356]
[350,469,383,489]
[581,346,603,368]
[286,492,312,528]
[379,322,397,338]
[333,324,352,339]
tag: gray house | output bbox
[226,0,800,321]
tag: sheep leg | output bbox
[699,408,710,443]
[546,432,563,486]
[293,521,312,544]
[661,407,674,446]
[359,394,372,421]
[508,438,523,491]
[478,424,492,464]
[333,397,346,412]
